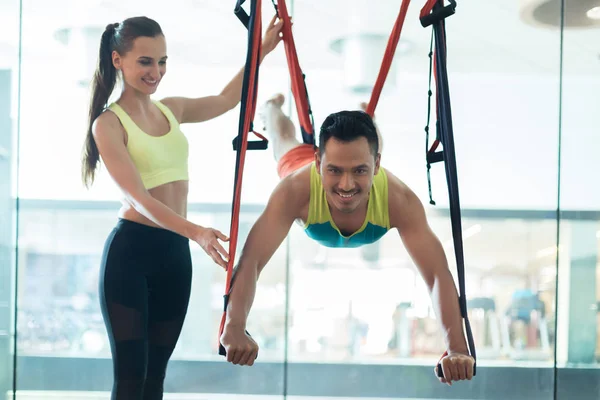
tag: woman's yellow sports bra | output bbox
[108,100,189,189]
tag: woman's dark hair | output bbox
[81,16,163,187]
[318,110,379,156]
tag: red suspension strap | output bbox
[271,0,315,146]
[271,0,412,139]
[365,0,412,117]
[218,0,263,356]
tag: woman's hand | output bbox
[191,225,230,269]
[262,14,284,56]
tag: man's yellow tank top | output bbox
[304,163,391,248]
[108,100,189,189]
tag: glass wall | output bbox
[555,0,600,398]
[0,0,20,398]
[2,0,599,399]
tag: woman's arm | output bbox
[163,14,283,124]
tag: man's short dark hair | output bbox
[318,110,379,156]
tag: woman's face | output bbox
[113,35,167,95]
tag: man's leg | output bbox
[261,93,303,162]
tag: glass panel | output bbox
[555,0,600,398]
[15,204,288,397]
[282,0,561,398]
[15,0,288,398]
[17,0,600,399]
[0,0,20,398]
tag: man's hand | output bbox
[389,180,472,384]
[220,324,259,366]
[436,351,475,385]
[218,176,301,365]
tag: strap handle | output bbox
[232,0,269,152]
[232,125,268,151]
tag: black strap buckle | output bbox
[420,0,457,27]
[234,0,251,28]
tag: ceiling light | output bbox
[330,33,411,94]
[519,0,600,28]
[587,6,600,20]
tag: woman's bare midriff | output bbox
[118,180,190,228]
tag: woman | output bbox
[81,15,283,399]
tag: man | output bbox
[220,94,474,385]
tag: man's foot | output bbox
[260,93,286,126]
[359,101,376,121]
[266,93,285,108]
[258,93,301,160]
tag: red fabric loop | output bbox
[252,130,267,141]
[367,0,412,117]
[275,0,314,137]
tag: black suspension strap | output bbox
[231,0,269,152]
[420,0,477,379]
[219,0,263,357]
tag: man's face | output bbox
[315,137,380,214]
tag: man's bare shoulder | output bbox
[383,168,424,228]
[270,163,311,217]
[383,167,411,202]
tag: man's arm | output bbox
[220,176,304,365]
[395,189,467,352]
[225,177,302,329]
[388,173,473,383]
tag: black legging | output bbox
[99,218,192,400]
